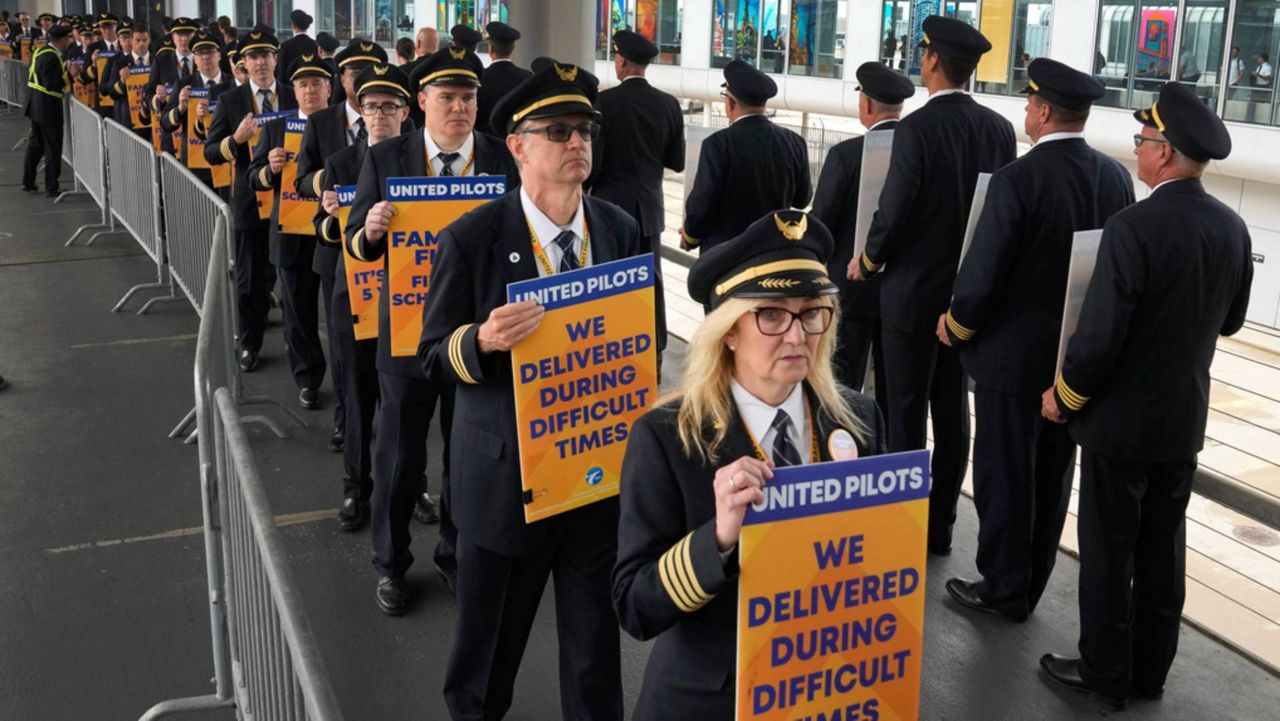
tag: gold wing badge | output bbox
[554,63,579,82]
[448,46,466,60]
[774,212,807,241]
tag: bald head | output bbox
[416,27,439,57]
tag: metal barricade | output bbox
[159,155,304,443]
[138,223,343,721]
[102,119,182,314]
[63,99,123,244]
[0,58,22,112]
[60,95,74,172]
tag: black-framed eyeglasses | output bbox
[1133,134,1168,149]
[750,306,833,336]
[520,122,600,143]
[360,102,406,116]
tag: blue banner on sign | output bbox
[337,184,357,207]
[384,176,508,202]
[506,254,656,312]
[285,116,307,133]
[128,65,151,75]
[190,86,209,99]
[253,109,297,126]
[743,450,931,526]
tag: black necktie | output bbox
[352,118,367,145]
[771,410,802,467]
[554,230,579,273]
[206,76,216,89]
[180,57,190,77]
[437,151,459,176]
[258,88,273,113]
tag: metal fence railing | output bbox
[0,57,25,112]
[63,99,122,245]
[138,221,343,721]
[103,119,182,315]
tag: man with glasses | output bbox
[850,16,1016,556]
[296,38,389,457]
[1039,81,1252,712]
[248,55,334,419]
[937,58,1134,624]
[205,31,297,374]
[419,61,635,721]
[345,45,519,616]
[680,59,810,255]
[159,30,229,191]
[313,62,415,535]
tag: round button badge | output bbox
[828,428,858,461]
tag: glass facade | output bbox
[1224,0,1280,124]
[707,0,843,76]
[596,0,683,65]
[974,1,1053,96]
[787,0,846,79]
[876,0,978,84]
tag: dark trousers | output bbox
[279,261,326,391]
[1077,451,1195,699]
[337,332,378,502]
[834,314,888,421]
[644,233,666,377]
[444,503,623,721]
[22,120,62,191]
[370,372,453,579]
[881,324,970,547]
[971,384,1075,618]
[234,227,272,353]
[321,273,347,433]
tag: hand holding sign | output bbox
[714,456,772,552]
[322,187,340,217]
[233,113,256,144]
[1041,387,1065,424]
[268,146,287,174]
[118,65,129,83]
[195,98,210,118]
[363,200,397,242]
[478,300,544,353]
[935,313,952,347]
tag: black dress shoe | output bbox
[414,492,440,525]
[0,375,8,391]
[1039,654,1127,711]
[945,578,997,615]
[45,189,62,198]
[239,349,260,372]
[337,497,368,532]
[328,427,345,452]
[1133,686,1164,701]
[21,185,38,193]
[375,576,409,616]
[298,387,321,410]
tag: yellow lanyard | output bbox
[743,400,820,466]
[525,216,590,276]
[424,146,475,177]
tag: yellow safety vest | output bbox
[27,45,64,99]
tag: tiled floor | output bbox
[657,171,1280,675]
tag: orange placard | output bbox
[338,185,383,341]
[251,110,296,220]
[19,38,32,62]
[506,255,658,522]
[736,451,930,721]
[277,117,315,235]
[0,43,13,60]
[95,52,116,107]
[383,176,507,356]
[125,65,150,129]
[186,87,211,169]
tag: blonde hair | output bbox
[674,295,866,463]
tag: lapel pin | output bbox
[509,252,520,263]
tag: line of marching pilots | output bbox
[16,10,1257,721]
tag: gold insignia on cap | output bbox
[448,45,465,60]
[250,32,261,39]
[373,64,388,75]
[759,278,800,289]
[361,42,373,52]
[554,63,578,82]
[774,213,807,241]
[302,53,313,62]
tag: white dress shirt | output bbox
[344,100,363,143]
[730,379,808,464]
[519,186,587,277]
[423,129,475,176]
[929,87,968,100]
[1034,130,1086,148]
[250,80,278,111]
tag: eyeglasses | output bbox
[1132,134,1168,149]
[750,306,833,337]
[360,102,406,115]
[520,122,600,143]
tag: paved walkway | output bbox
[1,114,1277,719]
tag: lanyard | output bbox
[525,215,590,277]
[423,146,475,177]
[742,400,820,466]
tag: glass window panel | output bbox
[637,0,683,64]
[1131,4,1179,110]
[759,0,787,73]
[975,0,1052,96]
[712,0,762,69]
[336,0,352,41]
[1176,1,1227,111]
[317,0,336,35]
[597,0,611,58]
[787,0,845,79]
[1096,1,1138,108]
[1223,0,1280,125]
[879,1,912,70]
